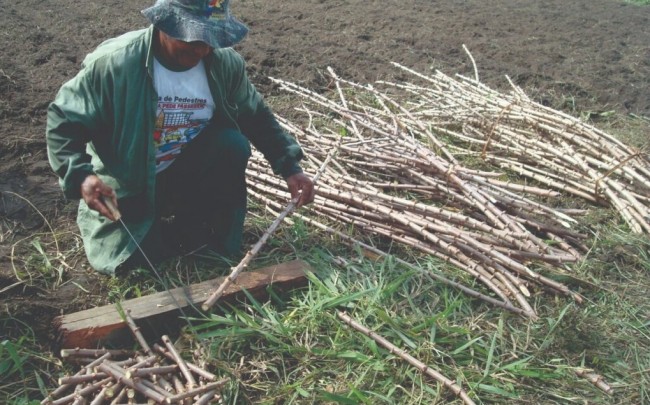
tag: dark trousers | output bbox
[122,126,251,270]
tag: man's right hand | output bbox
[80,175,119,221]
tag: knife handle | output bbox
[102,196,122,221]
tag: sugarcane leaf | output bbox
[484,316,503,377]
[337,350,370,362]
[240,288,267,316]
[476,383,518,398]
[304,270,330,294]
[393,329,418,350]
[34,370,48,398]
[241,288,285,332]
[349,387,371,402]
[295,386,310,397]
[451,336,483,355]
[321,289,372,309]
[317,391,358,404]
[0,340,27,379]
[367,339,380,356]
[381,269,417,297]
[375,309,418,349]
[499,356,532,371]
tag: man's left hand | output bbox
[286,172,315,207]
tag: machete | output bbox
[102,197,192,320]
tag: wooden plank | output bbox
[55,260,310,349]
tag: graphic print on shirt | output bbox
[153,98,210,171]
[153,58,215,173]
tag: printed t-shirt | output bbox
[152,58,216,173]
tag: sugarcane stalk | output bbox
[264,192,531,316]
[89,382,114,405]
[328,67,364,141]
[153,344,217,382]
[337,311,476,405]
[60,348,133,359]
[104,382,119,399]
[253,64,650,322]
[171,375,186,400]
[297,210,537,318]
[157,376,175,393]
[201,194,299,311]
[139,378,174,398]
[193,390,218,405]
[97,362,169,404]
[575,369,613,395]
[161,335,196,389]
[123,309,153,356]
[125,365,178,379]
[43,353,113,404]
[202,136,339,311]
[125,355,158,372]
[50,377,112,405]
[70,396,84,405]
[167,379,229,403]
[109,385,127,405]
[58,372,107,386]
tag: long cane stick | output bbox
[202,146,339,311]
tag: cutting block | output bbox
[54,260,310,349]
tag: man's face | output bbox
[157,31,213,69]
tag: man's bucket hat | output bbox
[141,0,248,49]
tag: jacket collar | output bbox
[145,25,156,79]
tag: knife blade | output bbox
[102,196,193,320]
[102,197,162,275]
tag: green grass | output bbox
[0,318,56,405]
[625,0,650,5]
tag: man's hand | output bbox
[286,172,315,207]
[80,174,119,221]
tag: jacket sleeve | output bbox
[46,68,103,200]
[228,56,304,179]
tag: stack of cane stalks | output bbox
[43,312,227,404]
[384,62,650,234]
[246,65,650,318]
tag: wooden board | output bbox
[55,260,310,349]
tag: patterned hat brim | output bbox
[141,3,248,48]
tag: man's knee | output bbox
[213,128,251,166]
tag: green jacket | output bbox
[46,26,303,274]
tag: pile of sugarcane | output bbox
[384,62,650,233]
[245,66,650,318]
[43,312,227,405]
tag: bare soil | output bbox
[1,0,649,342]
